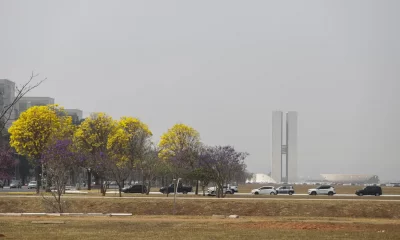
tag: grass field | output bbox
[1,216,400,240]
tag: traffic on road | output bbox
[1,183,398,198]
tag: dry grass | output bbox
[1,197,400,219]
[1,216,400,240]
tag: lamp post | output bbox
[173,178,181,215]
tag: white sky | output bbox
[1,0,399,181]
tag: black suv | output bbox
[355,186,382,196]
[122,184,147,194]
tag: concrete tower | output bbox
[271,111,283,183]
[271,111,298,183]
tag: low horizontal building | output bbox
[246,173,277,184]
[18,97,55,113]
[320,174,379,184]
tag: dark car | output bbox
[356,186,382,196]
[122,184,147,193]
[276,185,295,195]
[160,183,192,194]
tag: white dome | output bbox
[246,173,277,184]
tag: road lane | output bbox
[2,194,400,202]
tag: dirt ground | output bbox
[0,216,399,240]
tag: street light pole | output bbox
[173,178,181,215]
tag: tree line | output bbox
[2,104,249,203]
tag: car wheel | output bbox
[328,192,334,196]
[289,192,293,195]
[311,191,317,195]
[254,192,259,195]
[358,193,363,196]
[183,191,188,194]
[270,192,276,195]
[375,193,380,196]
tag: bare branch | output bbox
[0,72,46,133]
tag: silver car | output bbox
[10,180,22,188]
[28,181,37,189]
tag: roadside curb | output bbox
[0,213,133,217]
[22,213,46,216]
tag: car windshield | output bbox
[30,181,36,184]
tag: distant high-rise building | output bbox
[0,79,19,128]
[286,111,298,183]
[271,111,283,183]
[65,109,83,124]
[18,97,55,113]
[271,111,298,183]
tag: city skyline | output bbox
[0,78,83,127]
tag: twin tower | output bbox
[271,111,298,183]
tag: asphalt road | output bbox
[0,186,35,192]
[1,194,400,202]
[2,190,400,202]
[2,186,400,198]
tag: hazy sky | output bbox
[1,0,399,181]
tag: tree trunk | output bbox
[35,164,41,195]
[118,184,122,197]
[100,179,104,196]
[146,179,151,195]
[87,169,91,190]
[45,174,52,193]
[195,180,199,195]
[94,174,100,185]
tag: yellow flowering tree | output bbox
[73,113,117,193]
[107,117,152,196]
[8,105,74,194]
[158,123,201,178]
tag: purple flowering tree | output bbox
[90,151,113,196]
[0,146,16,182]
[41,139,84,212]
[199,146,248,198]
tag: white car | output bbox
[308,185,336,196]
[27,181,37,189]
[229,186,238,193]
[251,186,277,195]
[207,186,234,195]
